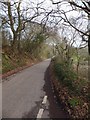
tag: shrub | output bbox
[54,62,78,91]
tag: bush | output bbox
[54,62,77,91]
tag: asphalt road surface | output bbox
[2,59,69,118]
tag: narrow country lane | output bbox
[2,59,69,118]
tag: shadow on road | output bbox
[43,66,70,118]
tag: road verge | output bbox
[48,60,89,118]
[1,60,41,79]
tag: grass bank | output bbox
[2,49,44,78]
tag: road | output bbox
[2,59,69,118]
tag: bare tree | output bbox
[0,0,44,52]
[50,0,90,54]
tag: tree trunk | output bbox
[77,60,79,75]
[88,3,90,55]
[88,33,90,55]
[12,33,18,52]
[17,32,21,53]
